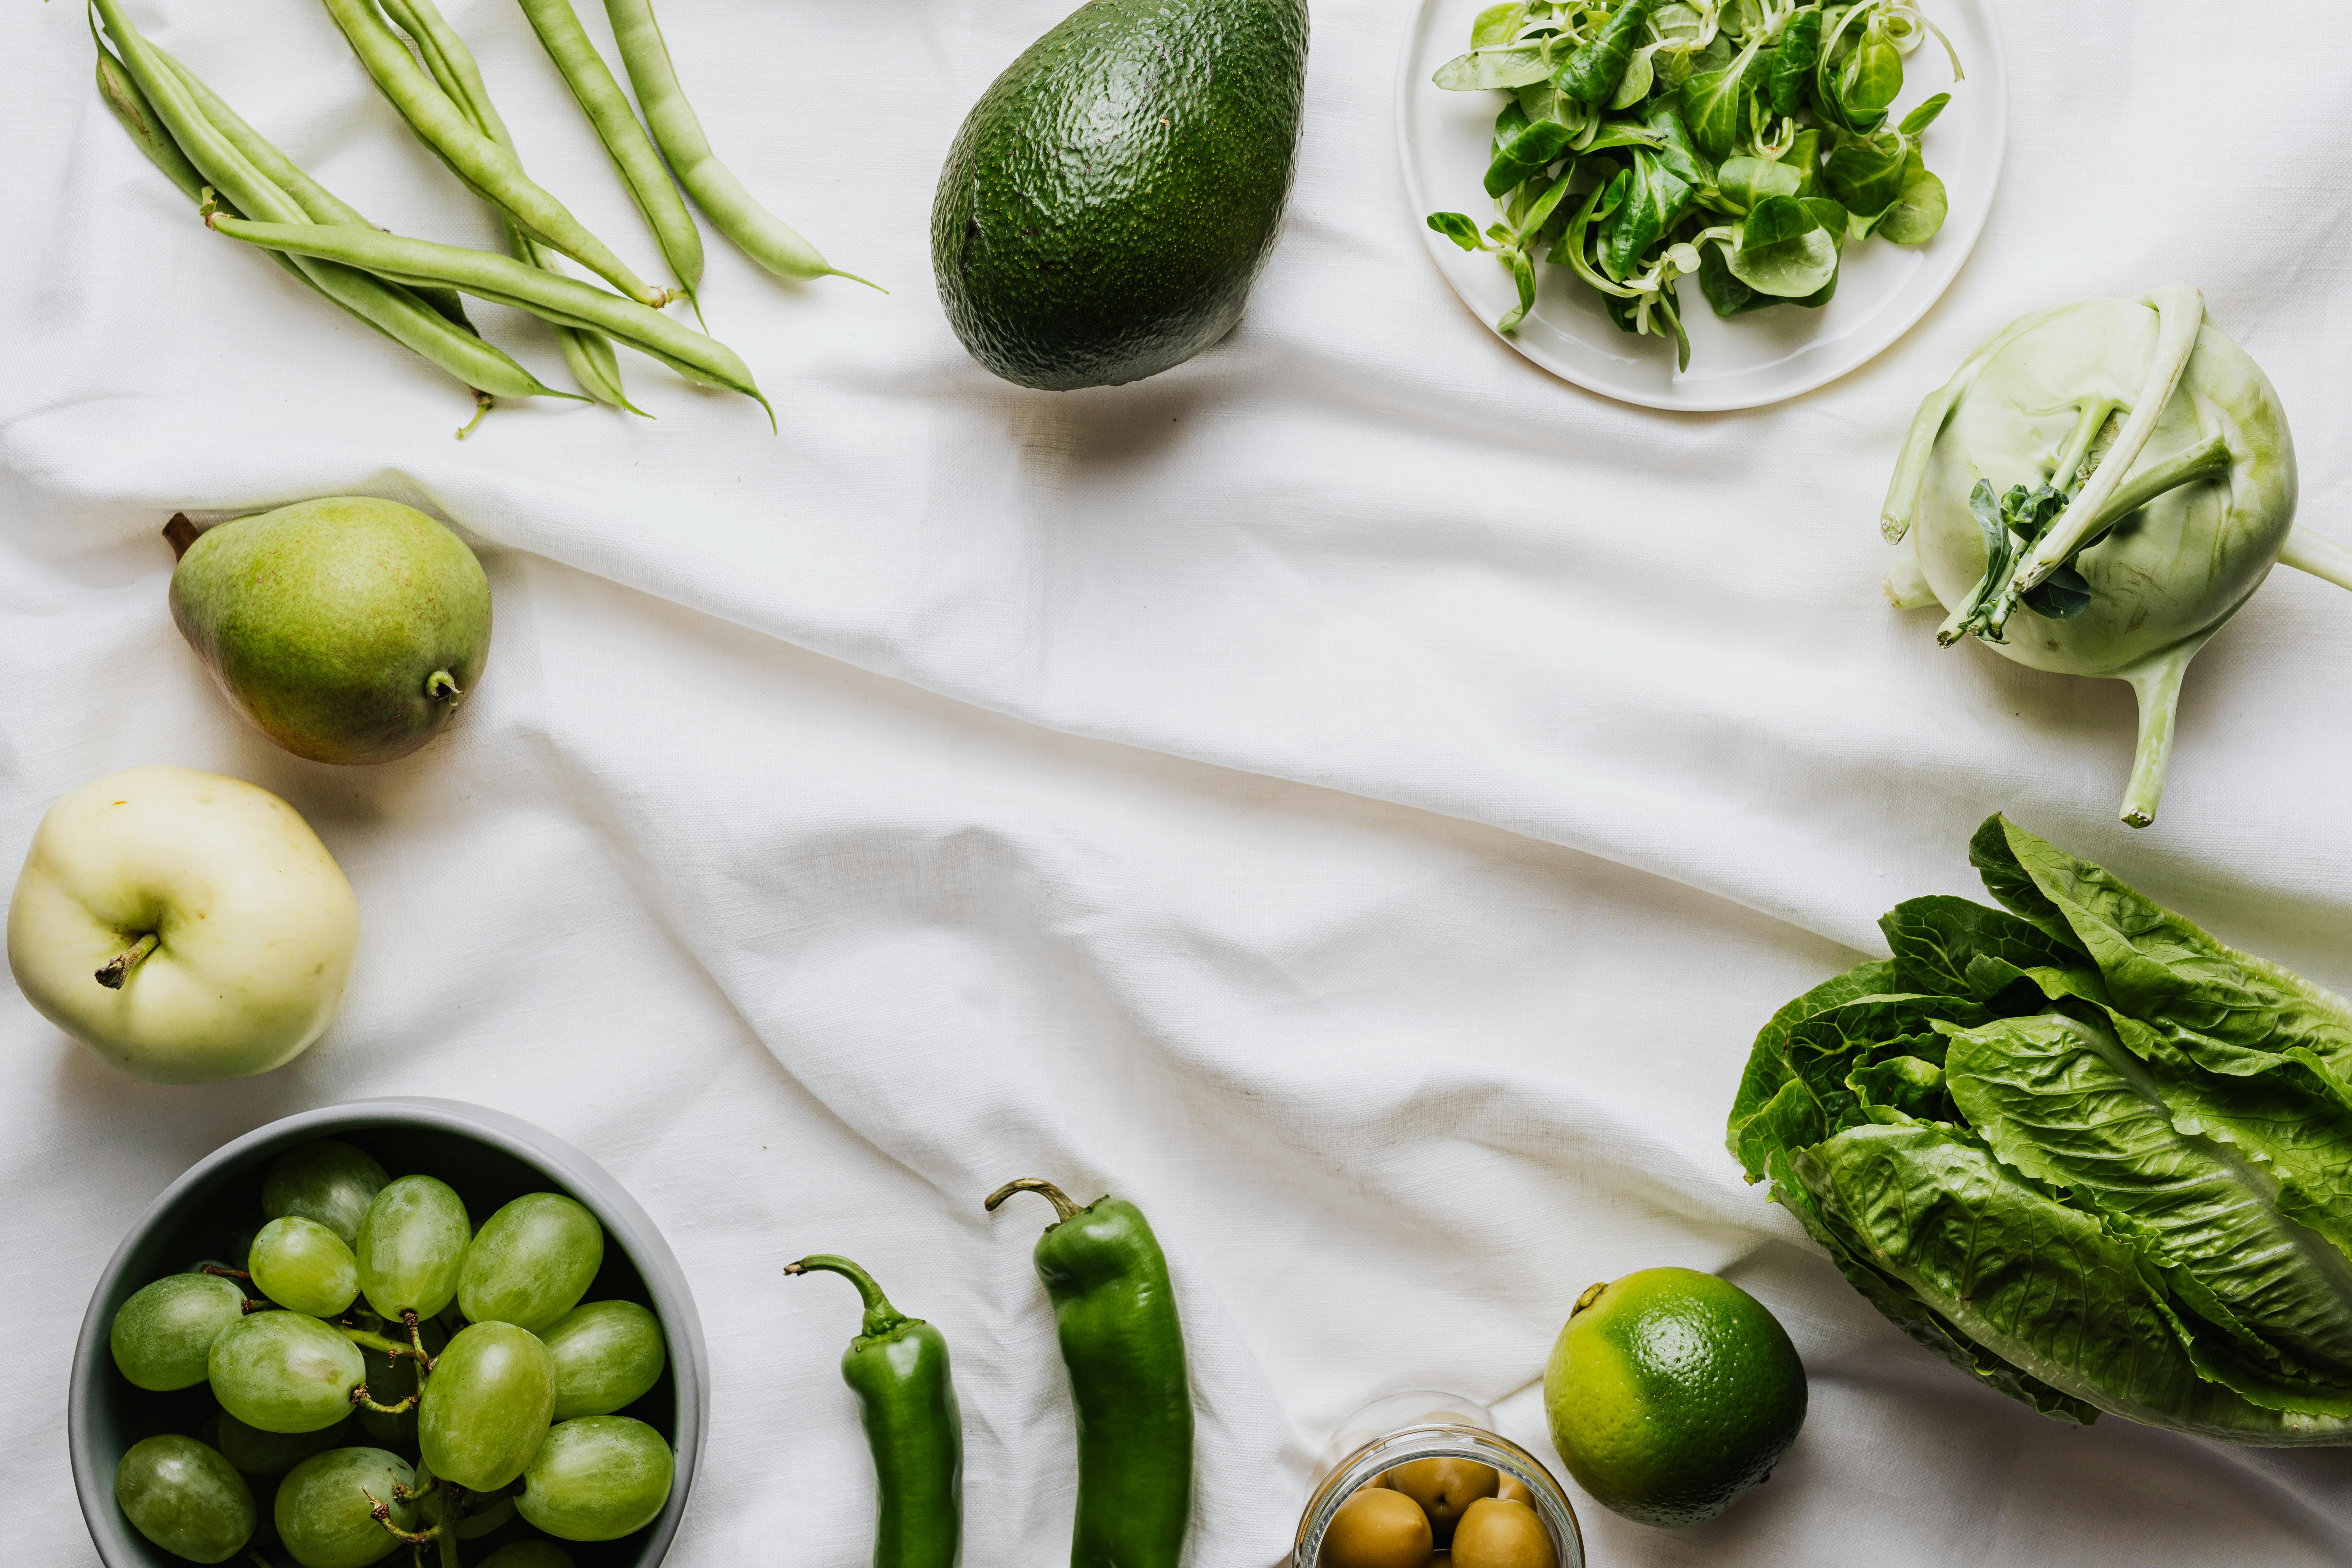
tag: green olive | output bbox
[1496,1474,1531,1506]
[1319,1484,1434,1568]
[1450,1498,1556,1568]
[1388,1457,1499,1543]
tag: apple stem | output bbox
[425,671,463,705]
[163,513,199,560]
[95,933,158,989]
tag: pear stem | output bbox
[95,934,158,989]
[425,672,463,705]
[163,513,199,561]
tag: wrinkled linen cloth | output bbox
[6,1,2352,1563]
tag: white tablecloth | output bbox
[7,1,2352,1563]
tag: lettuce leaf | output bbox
[1794,1121,2352,1444]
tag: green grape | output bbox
[541,1301,666,1419]
[262,1141,389,1248]
[457,1192,603,1332]
[275,1447,416,1568]
[478,1544,578,1568]
[216,1410,353,1476]
[354,1175,470,1322]
[111,1273,247,1391]
[250,1217,360,1317]
[514,1416,673,1542]
[115,1434,256,1563]
[352,1318,444,1454]
[209,1311,366,1434]
[416,1322,556,1490]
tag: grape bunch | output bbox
[108,1139,676,1567]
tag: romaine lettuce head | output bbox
[1729,814,2352,1445]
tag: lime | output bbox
[1542,1267,1806,1528]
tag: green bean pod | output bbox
[369,0,644,413]
[514,0,704,304]
[600,0,872,288]
[154,47,476,334]
[315,0,666,308]
[987,1180,1193,1568]
[202,210,772,424]
[786,1255,964,1568]
[91,0,566,406]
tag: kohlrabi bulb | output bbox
[1882,284,2347,827]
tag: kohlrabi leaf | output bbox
[1878,895,2087,1000]
[1794,1121,2352,1443]
[1764,1146,2101,1425]
[1946,1013,2352,1400]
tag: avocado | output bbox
[932,0,1309,390]
[167,497,491,765]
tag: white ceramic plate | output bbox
[1396,1,2006,411]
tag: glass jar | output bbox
[1292,1390,1584,1568]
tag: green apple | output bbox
[6,766,360,1083]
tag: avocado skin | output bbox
[933,0,1309,391]
[169,497,491,766]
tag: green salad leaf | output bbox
[1428,0,1963,360]
[1730,816,2352,1445]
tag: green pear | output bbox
[167,497,491,765]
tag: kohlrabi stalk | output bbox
[1884,284,2350,828]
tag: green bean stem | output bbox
[368,0,645,414]
[515,0,705,303]
[316,0,667,308]
[601,0,875,288]
[91,0,568,406]
[154,47,477,335]
[204,208,773,425]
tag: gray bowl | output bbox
[70,1098,709,1567]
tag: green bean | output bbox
[154,47,477,335]
[515,0,704,306]
[316,0,666,308]
[202,208,772,426]
[601,0,875,289]
[367,0,645,413]
[91,0,568,408]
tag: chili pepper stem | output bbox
[786,1254,910,1338]
[985,1178,1084,1223]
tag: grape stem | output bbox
[354,1386,421,1417]
[337,1324,430,1365]
[365,1492,442,1545]
[241,1299,282,1315]
[200,1265,253,1281]
[394,1472,439,1503]
[404,1309,438,1370]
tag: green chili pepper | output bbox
[1552,0,1657,106]
[987,1179,1192,1568]
[785,1255,964,1568]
